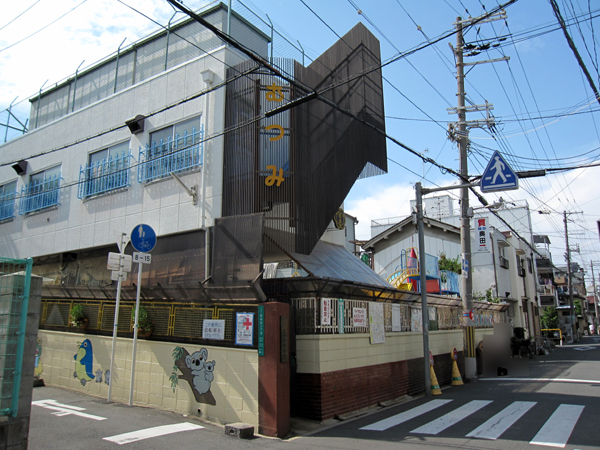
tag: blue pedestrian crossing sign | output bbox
[480,151,519,193]
[131,224,156,253]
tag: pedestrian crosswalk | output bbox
[359,399,585,448]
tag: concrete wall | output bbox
[0,45,246,259]
[296,330,463,374]
[36,331,259,427]
[293,330,465,420]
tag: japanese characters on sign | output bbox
[235,313,254,346]
[353,307,367,327]
[262,81,288,188]
[321,298,331,326]
[476,217,490,253]
[202,319,225,340]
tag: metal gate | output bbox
[0,257,33,417]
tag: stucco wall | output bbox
[296,329,463,374]
[37,331,259,427]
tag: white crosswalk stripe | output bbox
[530,404,584,448]
[359,400,585,447]
[103,423,204,445]
[411,400,492,435]
[466,401,537,440]
[359,399,453,431]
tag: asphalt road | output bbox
[29,335,600,450]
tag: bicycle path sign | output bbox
[480,150,519,193]
[131,224,156,253]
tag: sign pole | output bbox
[127,224,156,407]
[108,233,128,403]
[129,262,142,406]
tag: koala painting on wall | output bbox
[170,346,217,405]
[185,349,216,395]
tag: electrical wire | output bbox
[0,0,42,32]
[0,0,88,54]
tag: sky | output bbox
[2,0,600,284]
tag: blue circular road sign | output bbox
[131,224,157,253]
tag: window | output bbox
[19,165,61,214]
[78,141,131,198]
[138,116,203,183]
[0,181,17,221]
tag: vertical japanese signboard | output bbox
[321,298,331,326]
[258,305,265,356]
[476,217,490,253]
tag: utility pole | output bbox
[450,11,507,381]
[564,211,577,341]
[591,261,599,332]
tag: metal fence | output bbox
[40,299,257,346]
[77,151,131,199]
[0,257,33,417]
[292,297,503,335]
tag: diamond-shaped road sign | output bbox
[480,150,519,193]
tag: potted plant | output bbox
[132,305,154,338]
[69,304,88,328]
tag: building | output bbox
[533,235,559,308]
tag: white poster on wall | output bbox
[369,303,385,344]
[392,304,402,332]
[321,298,331,326]
[202,319,225,340]
[353,307,367,327]
[411,307,423,332]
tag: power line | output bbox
[0,0,42,32]
[0,0,88,54]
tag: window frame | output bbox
[0,180,18,221]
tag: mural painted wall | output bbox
[36,331,259,427]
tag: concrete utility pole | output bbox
[451,11,507,380]
[454,17,477,381]
[564,211,577,341]
[591,261,599,331]
[416,182,431,396]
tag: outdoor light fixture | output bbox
[125,114,146,134]
[201,69,215,85]
[12,160,28,175]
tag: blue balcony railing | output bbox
[138,126,204,183]
[19,176,61,215]
[0,190,16,221]
[78,151,131,199]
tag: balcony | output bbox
[0,190,16,221]
[138,126,204,183]
[499,255,509,269]
[19,176,61,215]
[78,151,131,199]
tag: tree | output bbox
[540,306,558,329]
[438,253,461,274]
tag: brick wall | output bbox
[293,351,465,421]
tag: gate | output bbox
[0,257,33,417]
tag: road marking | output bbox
[530,404,584,448]
[466,401,536,440]
[103,423,204,445]
[411,400,492,435]
[480,377,600,384]
[573,347,595,351]
[32,399,107,421]
[360,399,453,431]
